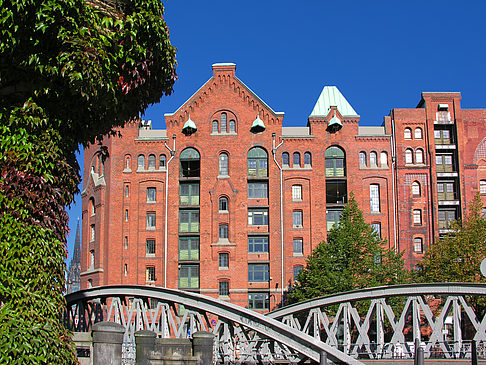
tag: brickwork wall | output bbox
[80,64,486,311]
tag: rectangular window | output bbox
[439,209,456,229]
[219,224,229,239]
[179,237,199,260]
[371,223,381,237]
[147,187,156,202]
[326,180,347,204]
[293,238,303,255]
[481,180,486,194]
[90,224,95,241]
[326,209,342,231]
[125,185,129,198]
[370,184,380,213]
[248,264,269,282]
[248,236,269,253]
[248,292,269,310]
[146,212,156,229]
[180,183,200,206]
[437,181,455,201]
[146,239,155,256]
[219,281,229,296]
[292,185,302,201]
[248,208,269,226]
[293,266,303,280]
[248,182,268,199]
[413,209,422,225]
[179,210,199,233]
[124,236,128,250]
[436,154,453,172]
[125,209,129,222]
[179,264,199,289]
[414,237,423,253]
[146,266,156,282]
[219,253,229,269]
[124,263,128,277]
[293,210,303,228]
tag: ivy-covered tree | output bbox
[417,193,486,283]
[288,195,407,303]
[0,0,176,363]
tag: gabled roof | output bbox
[310,86,359,118]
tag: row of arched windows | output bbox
[404,127,423,140]
[125,154,167,171]
[359,151,388,167]
[405,148,424,164]
[282,152,312,168]
[212,112,237,134]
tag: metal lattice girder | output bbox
[65,285,363,364]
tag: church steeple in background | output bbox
[66,218,81,293]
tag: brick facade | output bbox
[80,63,486,311]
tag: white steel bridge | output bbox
[64,283,486,364]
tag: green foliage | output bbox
[0,0,177,362]
[288,195,408,303]
[417,193,486,283]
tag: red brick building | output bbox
[81,63,486,310]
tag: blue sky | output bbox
[65,0,486,265]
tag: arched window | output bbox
[247,147,268,177]
[415,148,424,164]
[148,154,156,169]
[89,197,95,216]
[125,155,131,170]
[180,148,200,177]
[304,152,312,167]
[405,149,413,164]
[404,127,412,139]
[219,153,229,176]
[293,152,301,168]
[229,120,236,133]
[412,181,421,196]
[282,152,289,166]
[413,237,423,253]
[138,154,145,170]
[380,152,388,167]
[370,151,378,166]
[219,196,228,212]
[221,113,227,133]
[415,127,423,139]
[359,152,367,166]
[325,146,345,177]
[159,154,166,168]
[212,120,218,133]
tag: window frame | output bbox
[148,154,156,170]
[248,292,269,310]
[146,239,156,256]
[138,154,145,170]
[292,210,303,228]
[146,212,156,230]
[219,153,229,176]
[293,238,303,255]
[370,184,380,213]
[179,237,199,261]
[481,180,486,195]
[413,237,423,253]
[282,152,290,166]
[218,252,229,269]
[147,187,156,203]
[179,183,200,206]
[292,184,302,201]
[247,147,268,178]
[404,128,412,139]
[414,127,423,139]
[219,281,229,296]
[405,149,413,164]
[178,264,199,289]
[219,196,229,212]
[411,181,421,196]
[248,236,269,253]
[415,148,424,164]
[248,263,270,282]
[146,266,156,282]
[293,152,301,168]
[179,210,199,233]
[219,224,229,239]
[359,152,367,167]
[248,208,269,226]
[370,151,378,166]
[248,182,268,199]
[413,209,422,225]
